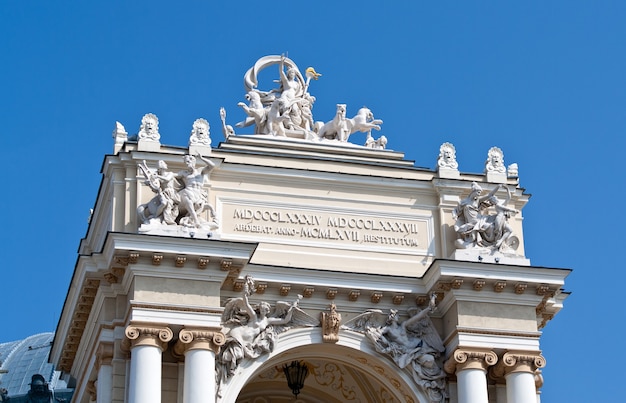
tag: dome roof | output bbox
[0,333,56,396]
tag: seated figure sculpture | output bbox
[452,183,519,251]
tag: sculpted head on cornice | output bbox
[138,113,160,141]
[189,118,211,146]
[485,146,506,174]
[438,142,458,169]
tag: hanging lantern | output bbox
[283,360,309,399]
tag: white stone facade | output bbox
[50,56,568,403]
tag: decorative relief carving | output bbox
[255,283,268,294]
[128,252,139,264]
[138,113,160,141]
[494,281,507,293]
[371,292,383,303]
[452,183,520,252]
[321,302,342,343]
[220,260,233,271]
[326,288,337,300]
[216,276,319,392]
[175,256,186,267]
[350,355,416,403]
[302,286,315,298]
[189,118,211,146]
[86,380,97,401]
[392,295,405,305]
[279,285,291,296]
[515,283,528,294]
[343,296,447,402]
[197,257,210,269]
[438,142,459,169]
[312,362,357,400]
[152,254,163,265]
[485,147,506,174]
[348,290,360,301]
[473,279,486,291]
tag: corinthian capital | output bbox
[124,324,174,351]
[444,347,498,374]
[173,328,226,356]
[490,350,546,380]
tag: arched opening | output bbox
[219,328,428,403]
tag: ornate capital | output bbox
[490,351,546,380]
[173,328,226,357]
[95,343,114,370]
[444,348,498,374]
[124,324,173,351]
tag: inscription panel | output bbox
[219,199,435,255]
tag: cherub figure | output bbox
[342,295,447,402]
[217,276,318,388]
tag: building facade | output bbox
[50,56,569,403]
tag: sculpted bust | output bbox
[189,118,211,146]
[485,146,506,173]
[138,113,160,141]
[438,142,458,169]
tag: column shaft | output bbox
[128,344,162,403]
[506,372,538,403]
[184,349,216,403]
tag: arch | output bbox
[218,328,430,403]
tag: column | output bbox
[444,348,498,403]
[125,325,174,403]
[174,328,225,403]
[95,343,114,403]
[490,351,546,403]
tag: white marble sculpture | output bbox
[226,54,385,146]
[189,118,211,146]
[137,160,180,226]
[138,113,160,141]
[438,142,458,169]
[137,154,219,236]
[485,146,506,174]
[452,182,519,251]
[175,154,218,228]
[220,107,235,139]
[217,276,319,390]
[342,295,447,402]
[365,134,387,149]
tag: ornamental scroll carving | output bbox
[444,348,498,374]
[125,325,173,350]
[490,351,546,381]
[174,328,226,356]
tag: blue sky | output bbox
[1,1,624,401]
